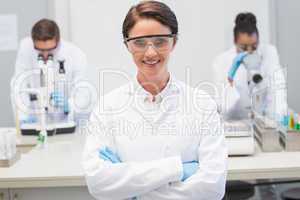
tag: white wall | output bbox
[48,0,71,41]
[53,0,272,93]
[274,0,300,112]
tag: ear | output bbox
[170,36,178,51]
[124,41,130,51]
[173,35,178,46]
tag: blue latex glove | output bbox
[181,161,199,181]
[99,147,121,163]
[99,148,132,195]
[21,115,37,124]
[50,91,65,107]
[228,52,248,81]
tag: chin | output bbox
[142,64,163,72]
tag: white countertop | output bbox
[228,148,300,180]
[1,129,300,188]
[0,133,86,188]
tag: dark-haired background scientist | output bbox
[213,12,286,121]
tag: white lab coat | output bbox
[11,37,89,123]
[212,44,286,120]
[82,76,227,200]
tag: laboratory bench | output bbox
[1,128,300,200]
[0,129,93,200]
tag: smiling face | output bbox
[127,18,176,80]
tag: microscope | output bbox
[243,52,282,152]
[243,52,274,120]
[243,52,264,98]
[224,52,265,156]
[19,54,76,143]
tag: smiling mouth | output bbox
[143,60,160,66]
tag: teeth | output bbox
[144,60,159,65]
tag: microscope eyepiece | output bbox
[38,54,43,60]
[48,54,54,60]
[253,74,263,84]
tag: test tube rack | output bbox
[253,118,283,152]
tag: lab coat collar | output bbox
[126,73,181,127]
[131,73,180,104]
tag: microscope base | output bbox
[20,121,76,136]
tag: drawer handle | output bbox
[13,193,18,200]
[0,192,4,200]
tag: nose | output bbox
[246,46,255,53]
[144,44,158,57]
[41,52,49,60]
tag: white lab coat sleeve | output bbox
[71,47,87,83]
[69,47,90,122]
[14,38,33,76]
[11,38,34,121]
[211,55,224,113]
[262,45,287,118]
[212,54,240,116]
[82,107,183,200]
[138,101,228,200]
[261,45,280,70]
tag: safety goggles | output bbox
[34,42,59,53]
[236,43,258,52]
[124,34,176,54]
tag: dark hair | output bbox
[122,0,178,39]
[234,12,259,42]
[31,19,60,42]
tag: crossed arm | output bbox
[82,107,227,200]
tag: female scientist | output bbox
[83,1,227,200]
[213,12,285,120]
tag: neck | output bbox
[137,71,170,96]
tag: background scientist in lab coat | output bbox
[83,1,227,200]
[213,12,286,121]
[11,19,89,125]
